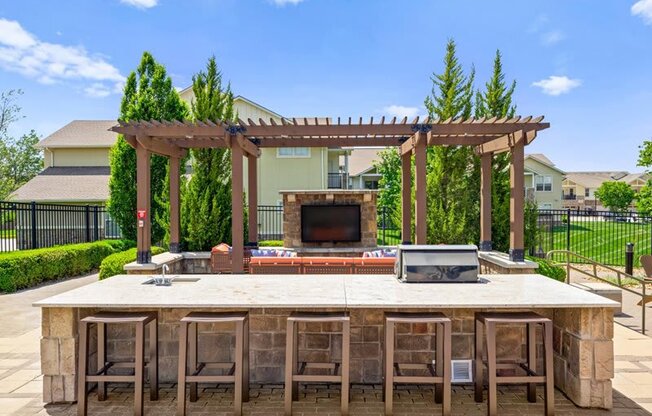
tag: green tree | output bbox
[373,148,402,228]
[636,183,652,216]
[595,181,636,213]
[182,57,237,251]
[0,90,43,200]
[424,39,476,244]
[474,50,517,252]
[108,52,188,243]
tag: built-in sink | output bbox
[141,276,201,285]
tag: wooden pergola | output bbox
[110,115,549,271]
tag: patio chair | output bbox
[640,255,652,280]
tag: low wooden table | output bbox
[34,274,617,409]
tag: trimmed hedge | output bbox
[526,256,566,282]
[259,240,284,247]
[0,240,131,293]
[99,246,165,280]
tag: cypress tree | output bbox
[181,57,237,251]
[108,52,188,243]
[475,50,517,252]
[424,39,477,244]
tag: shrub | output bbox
[526,256,566,282]
[259,240,284,247]
[99,246,165,280]
[0,241,126,293]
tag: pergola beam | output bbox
[476,130,537,155]
[135,135,187,159]
[235,134,261,158]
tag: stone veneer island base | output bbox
[35,274,617,409]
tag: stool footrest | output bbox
[293,374,342,383]
[394,375,445,384]
[86,375,135,383]
[394,363,436,377]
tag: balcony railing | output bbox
[328,172,349,189]
[563,194,577,200]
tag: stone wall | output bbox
[41,306,613,408]
[281,190,377,249]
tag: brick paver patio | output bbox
[1,273,652,415]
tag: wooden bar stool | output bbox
[177,312,249,416]
[383,312,452,416]
[77,311,158,416]
[284,312,350,416]
[474,311,554,416]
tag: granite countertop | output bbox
[34,274,618,309]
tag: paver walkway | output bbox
[0,273,651,415]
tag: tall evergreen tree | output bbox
[108,52,188,243]
[424,39,477,244]
[181,57,237,251]
[474,50,517,251]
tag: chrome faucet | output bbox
[162,264,170,285]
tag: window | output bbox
[535,175,552,192]
[585,188,590,197]
[277,147,310,158]
[364,180,379,190]
[539,203,553,210]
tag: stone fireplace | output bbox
[281,190,377,252]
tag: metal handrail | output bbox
[546,250,648,334]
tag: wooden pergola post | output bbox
[169,155,181,253]
[135,137,151,264]
[401,151,412,244]
[231,133,245,273]
[509,133,525,261]
[247,154,258,246]
[479,152,493,251]
[414,131,427,245]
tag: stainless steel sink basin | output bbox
[142,277,201,285]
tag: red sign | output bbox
[137,210,147,219]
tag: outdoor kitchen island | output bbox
[35,273,617,409]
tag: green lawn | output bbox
[543,220,652,267]
[378,228,401,246]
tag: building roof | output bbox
[563,171,644,188]
[38,120,118,149]
[11,167,111,203]
[525,153,565,174]
[347,148,385,177]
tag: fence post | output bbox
[85,205,91,242]
[93,206,99,241]
[382,206,386,246]
[30,201,37,249]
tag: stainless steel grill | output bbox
[396,245,480,283]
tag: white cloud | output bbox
[0,19,36,48]
[632,0,652,24]
[120,0,158,9]
[532,75,582,96]
[0,18,125,97]
[541,30,565,46]
[84,83,112,98]
[271,0,304,6]
[383,105,420,119]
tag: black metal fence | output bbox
[0,201,121,253]
[533,209,652,267]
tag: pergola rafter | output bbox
[110,115,549,268]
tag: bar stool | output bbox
[383,312,452,416]
[284,312,350,416]
[77,311,158,416]
[474,311,554,416]
[177,312,249,416]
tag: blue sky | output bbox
[1,0,651,172]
